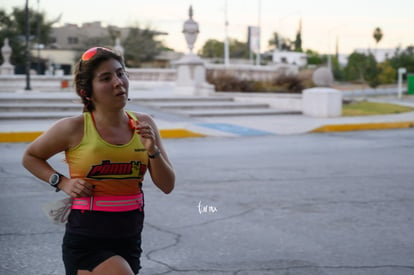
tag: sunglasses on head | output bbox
[81,47,114,62]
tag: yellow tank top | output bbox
[65,111,148,196]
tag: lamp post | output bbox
[224,0,230,66]
[24,0,31,90]
[327,24,346,72]
[256,0,261,66]
[36,0,41,74]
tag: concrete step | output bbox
[174,108,302,117]
[146,101,269,110]
[0,94,78,103]
[0,93,301,119]
[0,94,234,104]
[0,102,83,112]
[0,111,81,120]
[130,96,234,103]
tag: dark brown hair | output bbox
[74,47,125,112]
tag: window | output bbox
[68,37,79,44]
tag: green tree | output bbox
[122,26,163,67]
[268,32,279,49]
[199,39,223,58]
[373,27,383,46]
[344,51,377,86]
[0,7,52,71]
[268,32,292,51]
[229,39,249,59]
[377,61,396,84]
[294,31,302,52]
[389,46,414,74]
[305,49,326,65]
[199,38,249,59]
[331,55,344,81]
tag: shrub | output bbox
[206,71,307,93]
[271,74,305,93]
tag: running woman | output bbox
[22,47,175,275]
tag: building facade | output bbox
[49,21,128,50]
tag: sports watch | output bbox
[48,172,63,192]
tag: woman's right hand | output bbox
[59,178,94,198]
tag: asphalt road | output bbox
[1,129,414,275]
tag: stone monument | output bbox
[174,6,214,96]
[113,36,124,57]
[312,66,334,87]
[0,38,15,75]
[303,66,341,117]
[183,5,198,54]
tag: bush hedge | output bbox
[206,72,310,93]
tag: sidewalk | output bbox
[1,92,414,142]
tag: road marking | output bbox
[197,123,273,136]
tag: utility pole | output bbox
[224,0,230,66]
[36,0,41,74]
[25,0,31,90]
[256,0,261,66]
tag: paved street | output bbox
[1,130,414,274]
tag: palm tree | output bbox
[373,27,383,62]
[373,27,383,46]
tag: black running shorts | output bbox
[62,232,142,275]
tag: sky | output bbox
[2,0,414,54]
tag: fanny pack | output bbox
[71,193,144,212]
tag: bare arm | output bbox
[136,113,175,194]
[22,116,93,197]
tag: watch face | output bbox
[49,173,60,186]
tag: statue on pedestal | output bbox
[0,38,15,75]
[174,6,214,96]
[183,6,199,54]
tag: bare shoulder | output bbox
[25,114,84,159]
[53,114,84,133]
[45,114,84,148]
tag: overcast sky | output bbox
[3,0,413,54]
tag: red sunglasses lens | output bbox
[81,48,98,61]
[81,47,113,61]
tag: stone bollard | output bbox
[302,87,342,117]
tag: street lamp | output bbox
[25,0,31,90]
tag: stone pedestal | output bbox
[0,63,14,75]
[173,54,214,96]
[0,38,15,75]
[302,87,342,117]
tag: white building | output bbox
[272,50,307,67]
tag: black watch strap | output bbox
[49,172,63,192]
[148,149,161,159]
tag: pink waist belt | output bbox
[71,194,143,212]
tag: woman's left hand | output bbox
[136,121,157,154]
